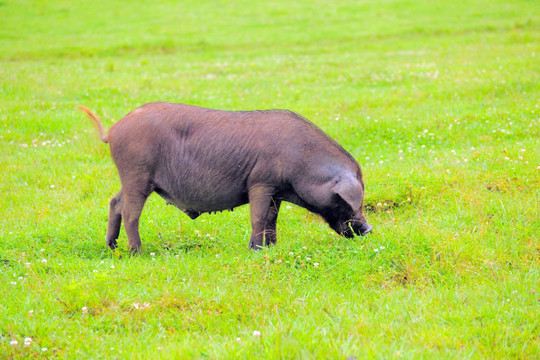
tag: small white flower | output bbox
[289,252,294,256]
[28,310,34,316]
[111,265,115,269]
[133,302,150,310]
[374,248,379,252]
[41,259,47,264]
[253,330,261,337]
[42,348,48,352]
[313,263,319,268]
[302,246,307,250]
[24,338,32,347]
[82,307,88,314]
[10,340,18,346]
[236,337,241,342]
[150,252,155,257]
[10,281,17,285]
[380,246,385,249]
[100,261,104,264]
[306,257,311,262]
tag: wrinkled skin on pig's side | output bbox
[79,102,373,253]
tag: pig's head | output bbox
[318,174,373,238]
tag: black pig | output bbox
[78,103,372,252]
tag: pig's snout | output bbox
[358,222,373,236]
[350,218,373,237]
[340,218,373,238]
[348,212,373,236]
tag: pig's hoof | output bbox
[129,246,142,255]
[107,239,118,250]
[248,241,264,251]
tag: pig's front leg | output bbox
[248,185,275,250]
[264,199,281,246]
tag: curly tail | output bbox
[76,106,108,143]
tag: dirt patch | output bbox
[364,198,413,213]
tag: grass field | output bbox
[1,0,539,358]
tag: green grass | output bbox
[1,0,539,358]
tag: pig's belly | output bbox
[154,183,249,216]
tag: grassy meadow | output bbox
[1,0,539,358]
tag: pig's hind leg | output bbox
[121,186,152,254]
[106,190,123,250]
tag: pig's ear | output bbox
[332,178,363,211]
